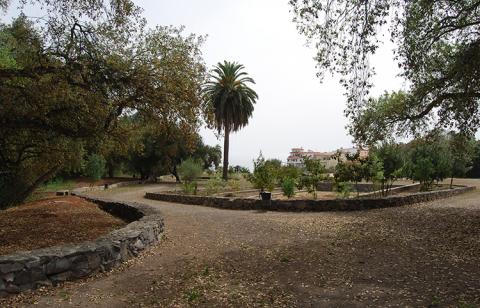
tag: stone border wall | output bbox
[316,182,407,193]
[0,194,164,297]
[145,186,475,212]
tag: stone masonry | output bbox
[0,194,164,297]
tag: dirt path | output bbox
[3,181,480,307]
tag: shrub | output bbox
[227,178,241,191]
[298,157,326,199]
[248,153,276,192]
[281,177,296,198]
[205,175,225,195]
[83,154,106,181]
[181,182,197,195]
[335,182,351,199]
[277,165,301,184]
[178,158,203,194]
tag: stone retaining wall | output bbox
[0,195,164,298]
[316,182,406,192]
[145,186,475,212]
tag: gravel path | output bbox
[3,180,480,307]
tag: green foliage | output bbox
[83,154,106,181]
[404,135,452,191]
[448,132,475,186]
[370,142,404,196]
[203,61,258,180]
[291,0,480,141]
[248,153,276,192]
[127,120,200,182]
[281,177,296,198]
[0,3,207,207]
[194,142,222,170]
[227,178,241,191]
[205,175,226,195]
[38,178,76,192]
[278,165,301,184]
[178,158,203,184]
[467,140,480,178]
[335,182,351,199]
[229,165,250,174]
[298,157,326,199]
[185,289,202,302]
[333,154,365,196]
[181,182,197,195]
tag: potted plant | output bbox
[248,153,276,200]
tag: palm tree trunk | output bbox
[223,127,230,180]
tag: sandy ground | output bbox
[2,179,480,307]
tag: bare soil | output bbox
[2,179,480,307]
[0,196,126,256]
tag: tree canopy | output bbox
[0,0,207,207]
[290,0,480,143]
[203,61,258,180]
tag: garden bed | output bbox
[0,196,126,256]
[0,194,164,298]
[145,185,475,212]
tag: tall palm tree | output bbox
[203,61,258,180]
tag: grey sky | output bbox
[135,0,404,168]
[2,0,406,169]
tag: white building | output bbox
[287,147,368,169]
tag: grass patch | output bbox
[37,178,76,192]
[185,289,202,302]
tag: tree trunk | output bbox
[222,127,230,181]
[15,165,60,206]
[172,165,181,182]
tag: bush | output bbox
[335,182,351,199]
[178,158,203,194]
[181,182,197,195]
[281,177,296,198]
[298,157,326,199]
[278,165,301,184]
[248,153,276,192]
[83,154,106,181]
[227,178,241,191]
[205,175,225,195]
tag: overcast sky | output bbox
[134,0,405,168]
[3,0,406,169]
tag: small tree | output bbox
[83,154,106,181]
[248,153,276,193]
[278,165,301,184]
[333,152,366,196]
[298,156,326,199]
[405,136,452,191]
[281,177,296,198]
[448,133,474,188]
[370,142,404,196]
[177,158,203,195]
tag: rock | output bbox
[0,262,24,274]
[49,271,72,285]
[13,270,31,285]
[46,258,71,275]
[0,195,164,298]
[133,239,145,251]
[35,280,52,288]
[6,284,20,294]
[2,273,14,283]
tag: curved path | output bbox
[3,180,480,307]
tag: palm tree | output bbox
[203,61,258,180]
